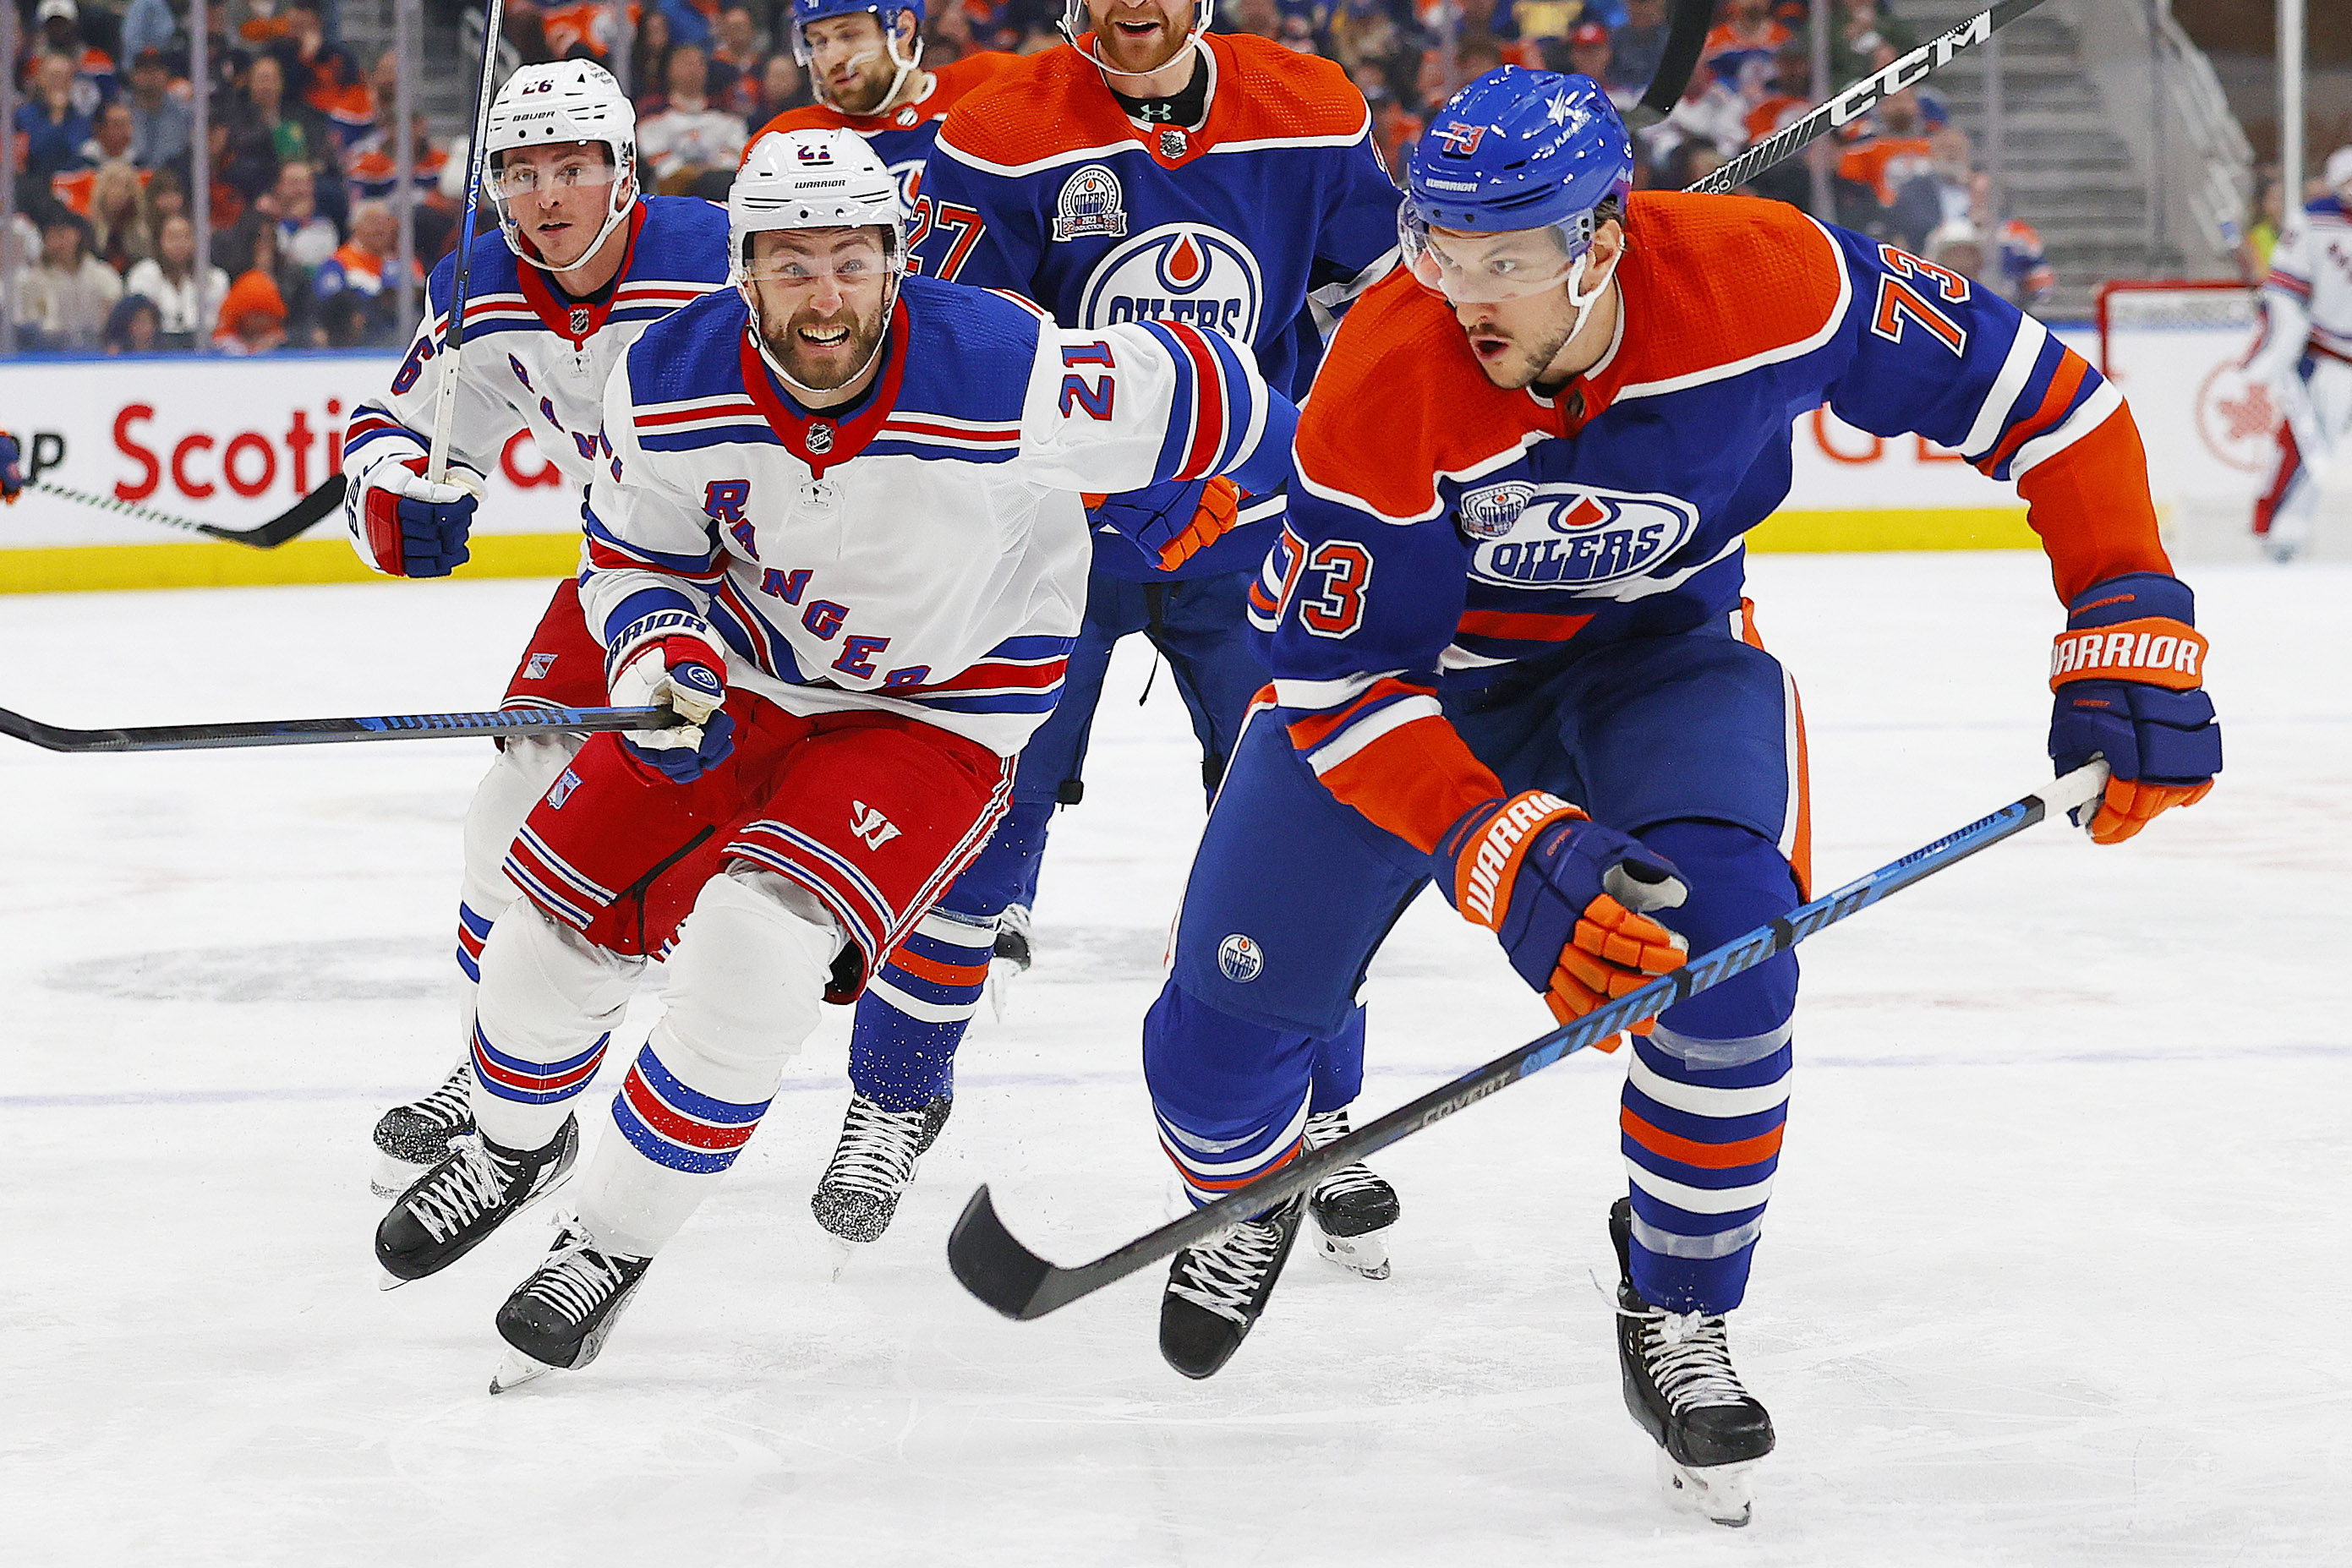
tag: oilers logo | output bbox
[1217,933,1263,984]
[1053,164,1127,242]
[1463,484,1698,589]
[1080,224,1263,344]
[887,156,927,209]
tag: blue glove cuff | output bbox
[2066,571,2193,631]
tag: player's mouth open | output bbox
[800,324,851,347]
[1468,331,1512,363]
[1113,19,1161,37]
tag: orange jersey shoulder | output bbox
[1294,268,1556,525]
[1586,191,1846,406]
[937,32,1365,172]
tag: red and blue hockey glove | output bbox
[1084,476,1244,571]
[1436,791,1689,1035]
[0,429,24,503]
[347,451,480,578]
[2048,571,2220,844]
[606,609,736,784]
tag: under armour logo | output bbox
[850,800,900,850]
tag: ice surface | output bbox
[1,555,2346,1566]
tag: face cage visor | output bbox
[737,225,908,288]
[1397,197,1600,305]
[791,5,922,111]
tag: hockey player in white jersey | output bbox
[343,60,732,1195]
[370,128,1295,1388]
[2246,145,2352,562]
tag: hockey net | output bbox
[2096,279,2261,375]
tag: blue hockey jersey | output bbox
[910,30,1401,577]
[1258,192,2176,853]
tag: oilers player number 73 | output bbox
[1136,68,2221,1527]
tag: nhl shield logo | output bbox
[806,420,836,455]
[1053,163,1128,243]
[1458,482,1534,538]
[567,305,591,335]
[1158,127,1189,158]
[1080,223,1265,343]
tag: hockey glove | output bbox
[1086,476,1244,571]
[606,609,736,784]
[2048,571,2221,844]
[348,451,482,578]
[1436,791,1688,1035]
[0,430,22,503]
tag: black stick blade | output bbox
[948,1186,1064,1320]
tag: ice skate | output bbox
[369,1059,475,1198]
[1609,1198,1774,1527]
[488,1218,651,1392]
[374,1117,578,1287]
[811,1094,952,1248]
[1303,1106,1400,1280]
[987,903,1032,1021]
[1157,1195,1305,1380]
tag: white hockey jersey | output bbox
[2249,194,2352,382]
[583,273,1294,755]
[341,197,732,555]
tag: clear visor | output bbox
[487,156,619,202]
[1398,204,1584,303]
[739,232,905,286]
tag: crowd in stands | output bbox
[6,0,2054,356]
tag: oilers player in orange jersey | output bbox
[1136,69,2220,1525]
[748,0,1016,210]
[805,0,1409,1271]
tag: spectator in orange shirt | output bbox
[1743,37,1812,144]
[1836,86,1934,209]
[1702,0,1786,101]
[215,266,290,354]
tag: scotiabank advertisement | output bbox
[0,323,2267,555]
[0,352,583,549]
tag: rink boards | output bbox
[0,319,2280,593]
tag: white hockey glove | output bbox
[605,609,736,784]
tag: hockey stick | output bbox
[1689,0,2052,196]
[28,473,347,549]
[0,702,675,754]
[427,0,507,486]
[949,761,2110,1321]
[1622,0,1716,133]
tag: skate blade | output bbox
[1656,1450,1757,1528]
[1313,1227,1392,1281]
[825,1235,867,1282]
[489,1348,555,1395]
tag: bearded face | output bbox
[743,227,894,391]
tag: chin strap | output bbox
[813,33,922,115]
[1559,241,1625,357]
[1061,19,1208,81]
[505,168,637,276]
[744,275,901,399]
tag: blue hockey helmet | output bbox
[790,0,925,112]
[1399,68,1633,306]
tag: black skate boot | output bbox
[992,903,1033,974]
[811,1094,953,1245]
[1157,1195,1305,1380]
[1304,1106,1401,1280]
[1609,1197,1775,1527]
[370,1059,475,1198]
[489,1219,654,1393]
[374,1117,578,1287]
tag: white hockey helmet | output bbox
[730,128,906,284]
[483,60,638,270]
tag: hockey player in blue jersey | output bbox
[1133,71,2220,1523]
[808,0,1410,1270]
[345,61,735,1199]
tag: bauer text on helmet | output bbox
[792,0,925,116]
[484,62,639,273]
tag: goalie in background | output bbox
[2245,145,2352,564]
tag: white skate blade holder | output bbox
[1658,1450,1757,1528]
[1312,1222,1391,1281]
[489,1347,555,1396]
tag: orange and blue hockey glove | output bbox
[1085,476,1244,571]
[1436,791,1689,1035]
[2048,571,2221,844]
